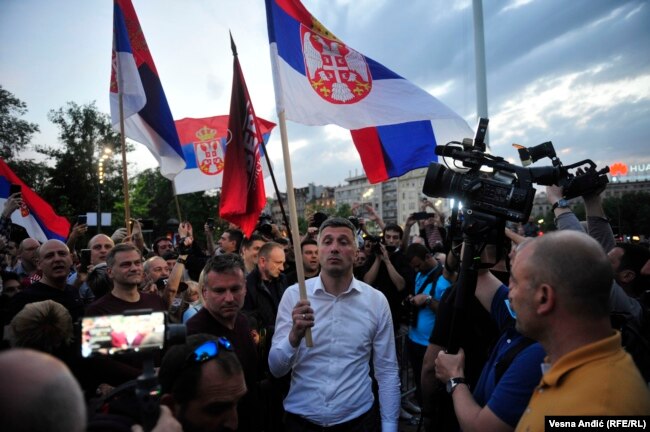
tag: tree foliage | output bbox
[0,85,39,160]
[0,86,48,189]
[539,192,650,236]
[39,101,125,221]
[127,168,222,246]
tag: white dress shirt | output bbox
[269,275,400,431]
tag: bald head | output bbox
[0,349,86,432]
[524,230,612,319]
[18,238,40,269]
[38,240,72,287]
[88,234,114,265]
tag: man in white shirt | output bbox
[269,217,400,431]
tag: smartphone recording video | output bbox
[81,311,166,358]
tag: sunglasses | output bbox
[184,337,233,368]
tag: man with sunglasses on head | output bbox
[185,254,262,431]
[158,334,247,432]
[269,217,401,431]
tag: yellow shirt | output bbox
[516,332,650,432]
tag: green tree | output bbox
[603,192,650,236]
[127,168,222,247]
[40,101,124,220]
[0,85,49,189]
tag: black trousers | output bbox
[284,404,380,432]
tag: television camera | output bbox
[423,118,610,223]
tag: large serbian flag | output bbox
[173,116,276,195]
[109,0,185,180]
[0,159,70,243]
[265,0,472,183]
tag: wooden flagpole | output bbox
[117,86,132,237]
[278,110,313,347]
[171,182,183,222]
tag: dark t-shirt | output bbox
[186,308,262,431]
[5,280,85,324]
[363,250,414,328]
[85,292,166,316]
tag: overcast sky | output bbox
[1,0,649,194]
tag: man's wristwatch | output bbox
[424,295,433,306]
[446,377,468,394]
[551,198,569,211]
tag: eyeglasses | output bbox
[184,337,233,368]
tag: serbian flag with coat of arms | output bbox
[173,116,276,195]
[0,159,70,243]
[110,0,185,180]
[265,0,473,183]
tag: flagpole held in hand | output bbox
[278,111,313,347]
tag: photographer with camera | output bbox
[404,243,454,411]
[363,223,414,331]
[402,200,447,253]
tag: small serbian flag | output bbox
[173,116,276,195]
[265,0,473,183]
[0,158,70,243]
[110,0,185,180]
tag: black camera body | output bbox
[256,213,274,236]
[423,118,610,223]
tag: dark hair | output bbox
[405,243,430,261]
[225,229,244,252]
[318,217,356,239]
[106,243,141,268]
[301,238,318,251]
[87,265,111,299]
[202,253,245,276]
[153,236,173,255]
[615,242,650,294]
[240,234,266,251]
[615,243,650,273]
[158,334,242,405]
[383,223,404,240]
[1,271,20,284]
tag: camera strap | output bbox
[416,265,443,296]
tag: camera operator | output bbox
[433,243,545,432]
[363,223,414,331]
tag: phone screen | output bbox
[80,249,91,270]
[80,311,166,358]
[77,215,87,225]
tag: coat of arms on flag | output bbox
[302,28,371,104]
[193,126,229,176]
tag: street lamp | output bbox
[97,147,113,234]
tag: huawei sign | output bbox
[610,162,628,176]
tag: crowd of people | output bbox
[0,183,649,432]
